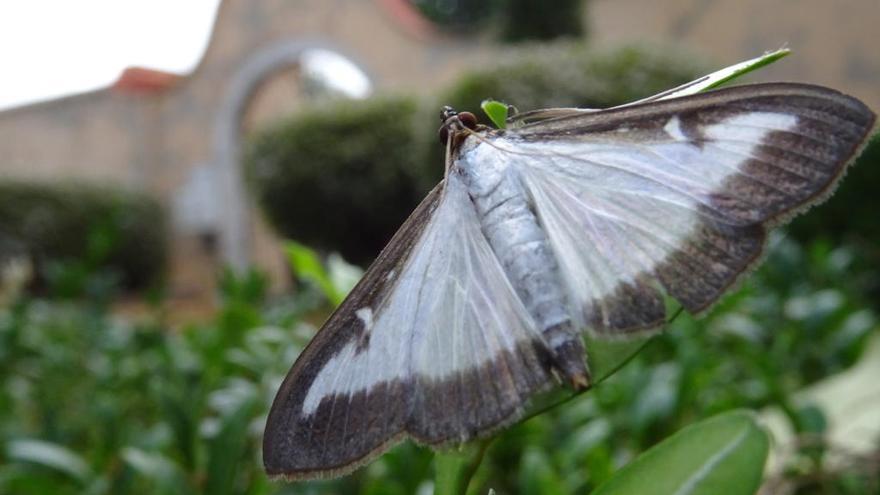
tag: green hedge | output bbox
[245,97,424,265]
[0,182,168,294]
[245,44,706,263]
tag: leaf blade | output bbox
[481,100,510,129]
[591,410,769,495]
[5,439,91,483]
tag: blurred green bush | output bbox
[245,44,705,263]
[245,96,424,265]
[0,236,875,494]
[0,182,167,295]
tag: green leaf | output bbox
[121,447,190,494]
[591,410,770,495]
[636,48,790,104]
[5,439,91,483]
[283,240,344,306]
[433,440,490,495]
[481,100,509,129]
[203,387,259,495]
[519,447,567,495]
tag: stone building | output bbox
[1,0,876,308]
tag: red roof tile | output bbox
[112,67,180,94]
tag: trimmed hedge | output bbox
[0,182,168,293]
[245,97,424,265]
[244,44,706,262]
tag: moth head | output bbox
[438,106,478,146]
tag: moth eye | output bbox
[458,111,478,130]
[438,125,450,145]
[440,105,456,123]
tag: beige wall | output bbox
[0,91,159,186]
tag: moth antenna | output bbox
[443,128,454,179]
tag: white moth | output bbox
[264,62,876,480]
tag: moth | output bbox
[263,59,876,480]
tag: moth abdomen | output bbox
[459,137,592,387]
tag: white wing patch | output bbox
[475,111,797,326]
[355,307,373,330]
[302,175,544,415]
[663,115,687,141]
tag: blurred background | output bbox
[1,0,878,494]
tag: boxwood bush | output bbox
[245,96,425,265]
[245,44,705,263]
[0,182,167,294]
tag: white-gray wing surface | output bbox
[473,83,874,334]
[264,174,552,480]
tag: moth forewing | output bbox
[264,173,555,479]
[262,182,446,479]
[263,81,875,482]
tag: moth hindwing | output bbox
[264,81,875,481]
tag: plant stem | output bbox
[434,439,492,495]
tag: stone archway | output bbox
[212,39,373,271]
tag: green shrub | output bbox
[0,182,167,294]
[1,238,875,494]
[244,96,424,265]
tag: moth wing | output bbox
[263,175,553,480]
[494,83,874,334]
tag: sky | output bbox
[0,0,222,110]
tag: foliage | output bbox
[591,410,769,495]
[0,182,168,295]
[1,234,877,494]
[245,96,423,265]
